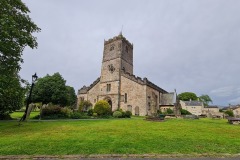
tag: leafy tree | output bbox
[199,94,212,106]
[0,0,40,118]
[66,86,77,106]
[0,0,40,74]
[178,92,198,101]
[0,74,25,118]
[32,73,76,106]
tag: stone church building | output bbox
[78,34,176,116]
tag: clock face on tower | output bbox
[108,64,115,73]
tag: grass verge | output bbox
[0,118,239,155]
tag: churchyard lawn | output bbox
[0,117,239,155]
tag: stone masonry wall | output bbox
[146,86,160,116]
[120,75,147,116]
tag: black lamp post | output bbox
[20,73,38,122]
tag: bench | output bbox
[227,117,240,125]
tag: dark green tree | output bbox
[0,0,40,118]
[199,94,212,106]
[0,0,40,73]
[66,86,77,106]
[0,74,25,119]
[178,92,198,101]
[32,73,76,106]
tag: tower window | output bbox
[107,84,111,92]
[125,46,128,53]
[110,45,115,51]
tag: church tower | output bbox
[99,34,133,110]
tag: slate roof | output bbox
[183,101,203,106]
[204,105,219,108]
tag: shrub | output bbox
[93,100,112,116]
[166,108,174,114]
[180,108,192,115]
[113,111,122,118]
[0,114,12,120]
[125,111,132,118]
[79,100,92,112]
[225,110,234,117]
[87,109,94,116]
[41,105,72,119]
[32,115,40,119]
[61,107,72,117]
[121,111,126,118]
[93,112,98,118]
[42,105,62,116]
[70,112,89,119]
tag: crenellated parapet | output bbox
[104,34,133,49]
[144,78,168,94]
[121,70,145,85]
[121,69,168,94]
[78,77,100,95]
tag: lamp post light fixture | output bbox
[20,73,38,122]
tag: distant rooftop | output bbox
[183,101,203,106]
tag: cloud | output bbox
[229,97,240,105]
[210,86,235,97]
[19,0,240,106]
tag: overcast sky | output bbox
[20,0,240,106]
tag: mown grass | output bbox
[10,111,40,119]
[0,118,239,155]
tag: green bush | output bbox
[180,108,192,115]
[0,114,12,120]
[87,109,94,116]
[125,111,132,118]
[79,100,92,112]
[70,112,90,119]
[70,112,82,119]
[32,115,40,119]
[93,112,98,118]
[113,111,122,118]
[166,108,174,114]
[225,110,234,117]
[61,107,72,117]
[93,100,112,116]
[121,111,126,117]
[41,105,72,119]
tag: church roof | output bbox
[78,77,100,94]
